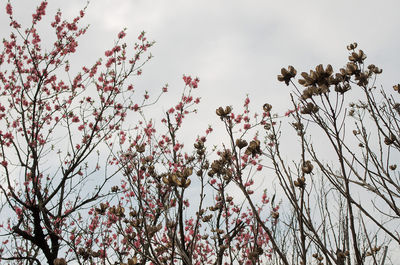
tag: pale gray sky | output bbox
[2,0,399,125]
[2,0,400,183]
[2,0,400,198]
[1,1,400,261]
[3,0,399,122]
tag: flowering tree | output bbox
[1,2,399,265]
[0,2,278,265]
[0,1,157,264]
[89,82,277,265]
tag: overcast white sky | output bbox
[2,0,400,180]
[2,0,400,192]
[3,0,400,120]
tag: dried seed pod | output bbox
[294,176,306,188]
[346,62,358,75]
[245,140,262,157]
[302,160,313,174]
[91,250,101,258]
[171,174,182,186]
[128,257,138,265]
[384,133,396,145]
[135,144,145,153]
[277,65,297,85]
[162,176,170,185]
[271,211,279,219]
[235,139,248,149]
[301,102,319,114]
[347,42,358,50]
[348,50,367,63]
[183,178,191,188]
[393,84,400,93]
[194,141,204,149]
[54,258,67,265]
[183,167,193,177]
[216,106,232,117]
[263,103,272,112]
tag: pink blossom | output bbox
[6,3,12,16]
[244,97,250,107]
[173,144,180,152]
[105,50,113,57]
[118,30,126,39]
[15,207,22,216]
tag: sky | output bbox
[1,0,400,262]
[2,0,399,138]
[3,0,400,123]
[1,0,399,200]
[2,0,400,214]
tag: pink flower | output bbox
[244,97,250,107]
[15,207,22,216]
[105,50,113,57]
[118,30,126,39]
[173,144,180,152]
[6,3,12,16]
[183,75,192,85]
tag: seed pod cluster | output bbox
[194,139,206,157]
[301,160,313,174]
[216,106,232,117]
[366,246,381,256]
[95,202,109,215]
[208,150,233,181]
[109,205,125,217]
[263,103,272,112]
[235,139,248,149]
[162,168,192,188]
[248,247,263,260]
[301,102,319,115]
[384,133,396,145]
[245,140,262,157]
[54,258,67,265]
[277,65,297,86]
[294,176,306,189]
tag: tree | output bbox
[264,42,399,264]
[0,1,157,264]
[0,2,276,265]
[1,2,399,265]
